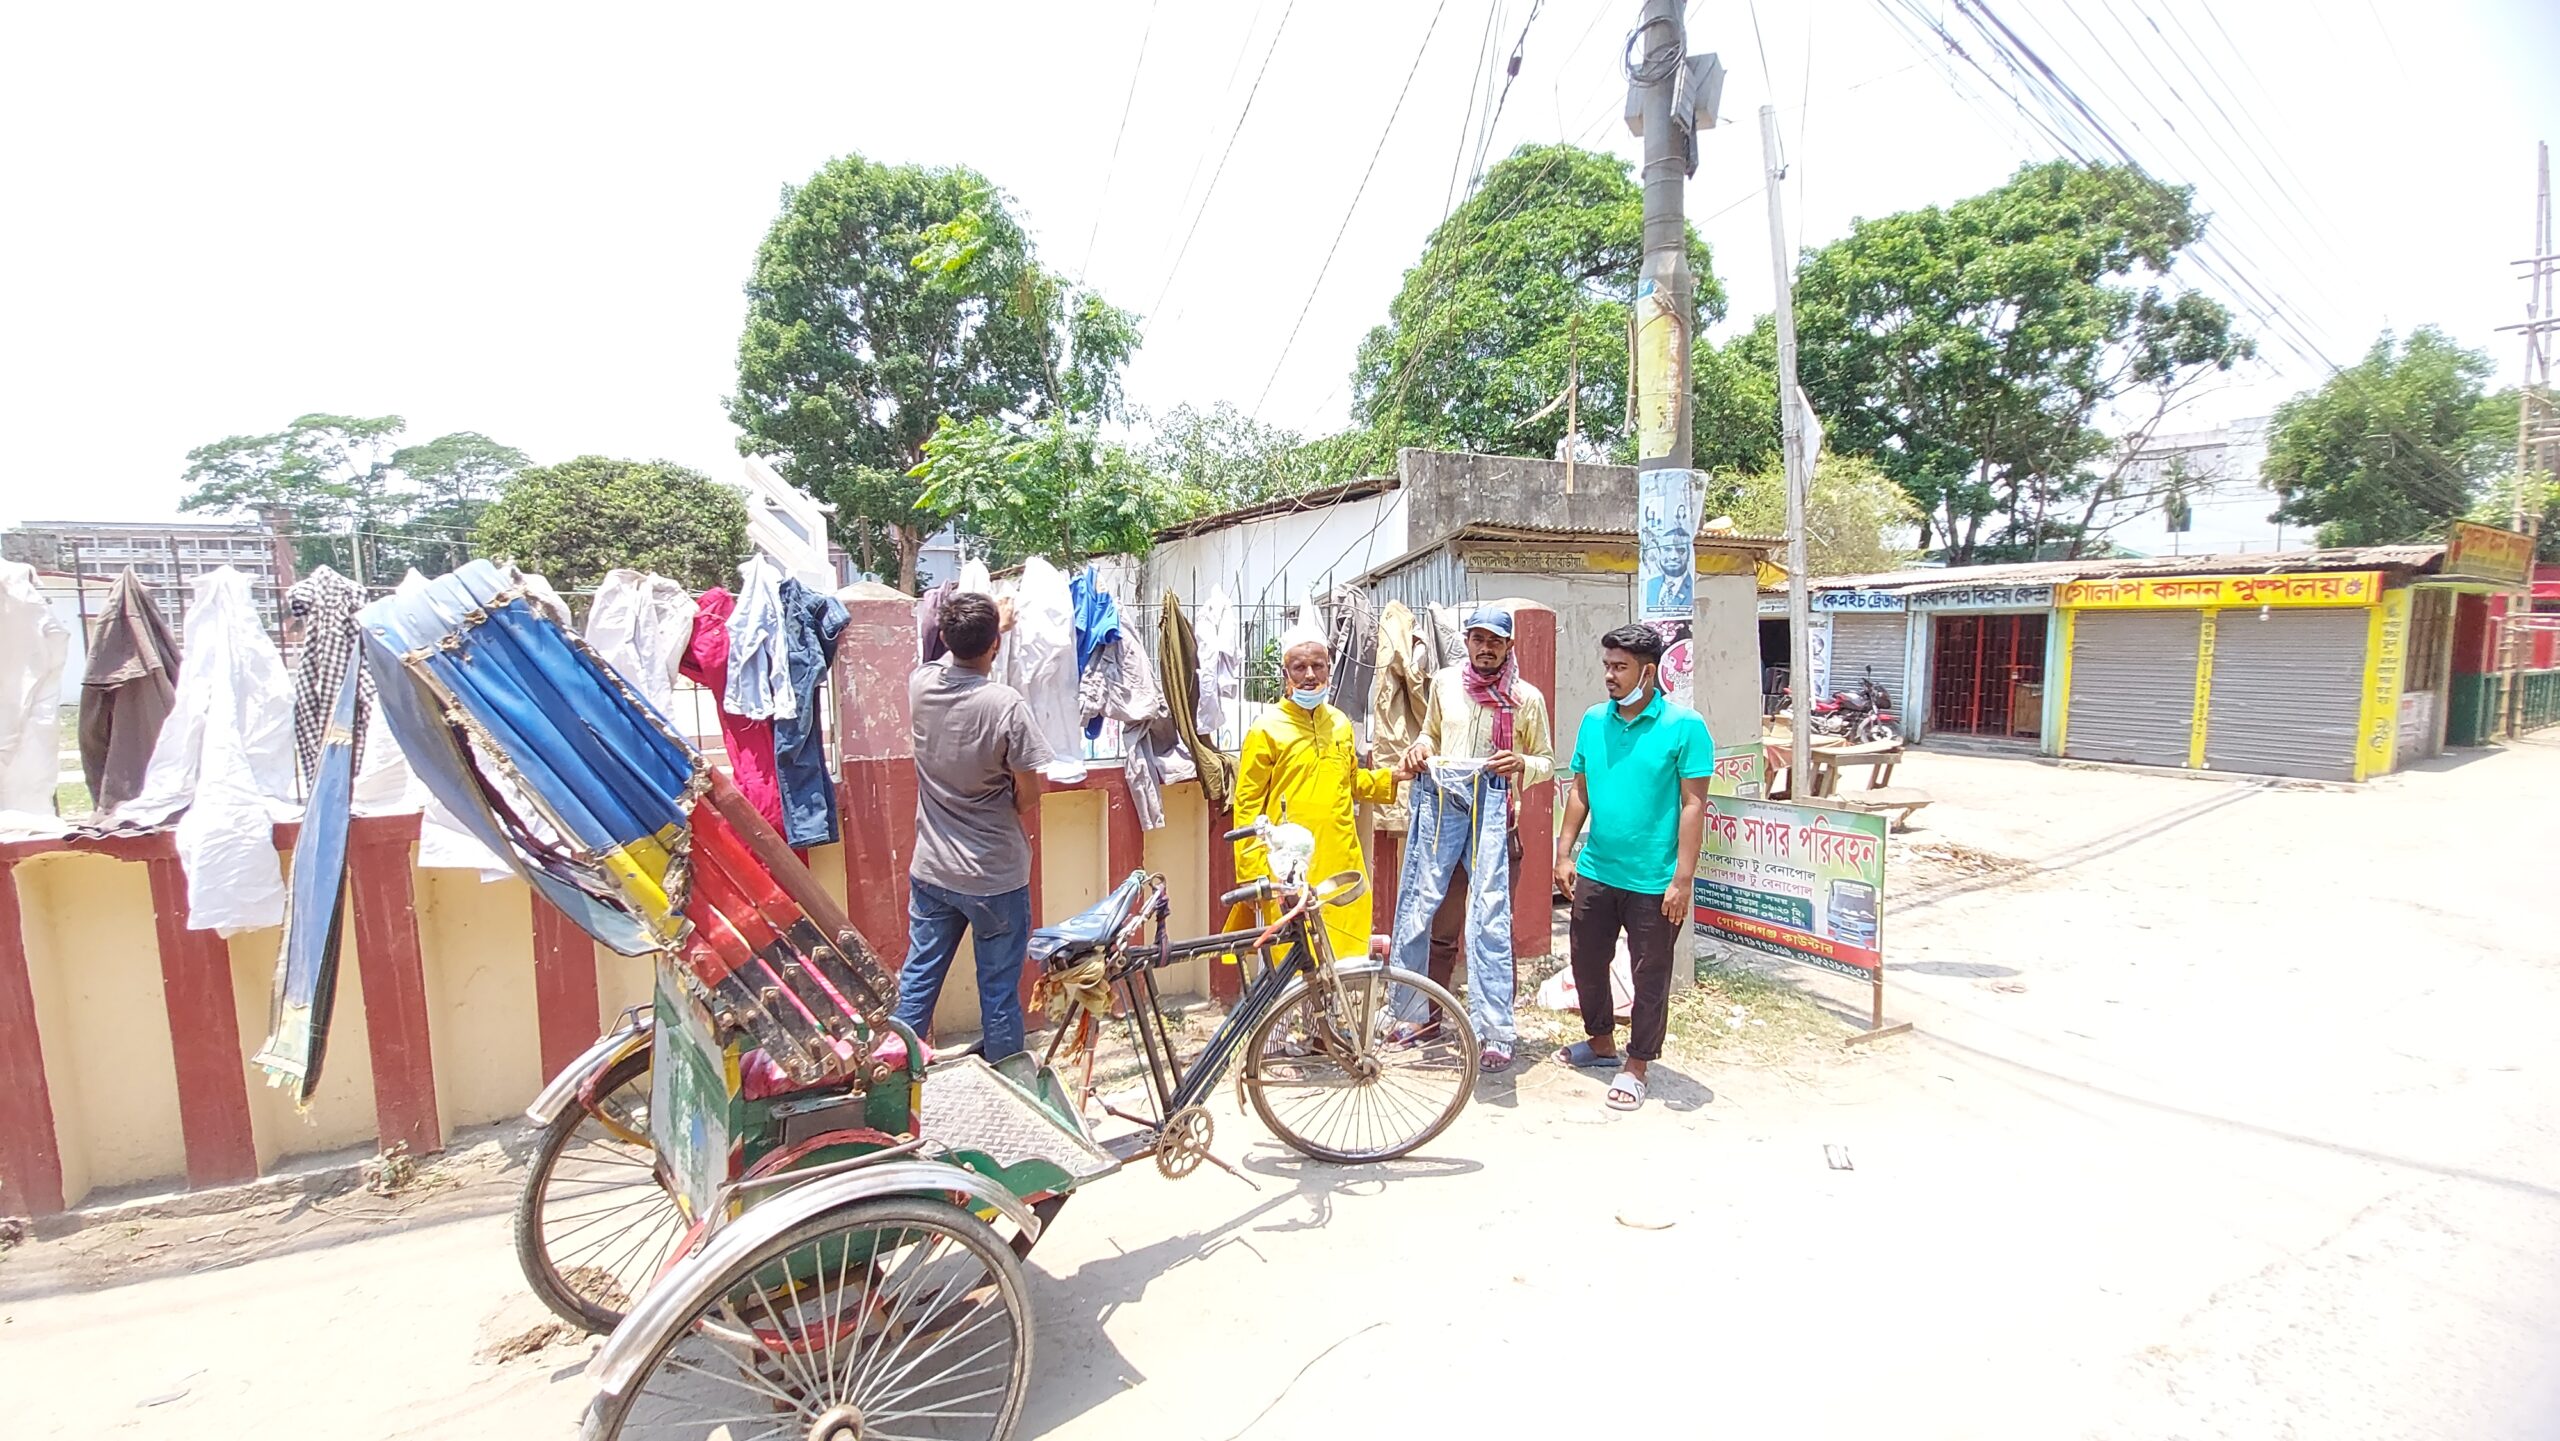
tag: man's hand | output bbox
[1555,849,1578,900]
[997,596,1017,633]
[1660,877,1692,924]
[1486,748,1524,779]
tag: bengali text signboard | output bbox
[2444,520,2533,587]
[2055,571,2379,610]
[1692,798,1888,981]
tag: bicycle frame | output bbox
[1043,874,1348,1136]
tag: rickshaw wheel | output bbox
[515,1046,686,1333]
[1243,968,1478,1164]
[585,1196,1033,1441]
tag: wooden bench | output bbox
[1806,740,1933,831]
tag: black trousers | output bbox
[1569,879,1679,1062]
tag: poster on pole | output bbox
[1692,797,1887,980]
[1633,280,1684,459]
[1637,466,1698,620]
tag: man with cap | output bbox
[1230,612,1402,969]
[1392,604,1553,1072]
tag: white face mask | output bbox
[1290,684,1332,711]
[1615,667,1656,711]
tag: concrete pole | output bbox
[1763,104,1815,793]
[1631,0,1693,484]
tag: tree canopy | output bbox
[474,456,748,595]
[1726,451,1922,576]
[179,413,527,579]
[729,156,1056,589]
[1349,143,1730,471]
[2264,327,2516,548]
[1792,161,2250,563]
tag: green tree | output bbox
[1793,162,2251,563]
[910,272,1201,563]
[1727,451,1922,576]
[1349,143,1730,469]
[729,155,1055,590]
[179,413,526,579]
[2265,328,2516,547]
[474,457,749,595]
[1694,316,1782,482]
[1145,402,1327,508]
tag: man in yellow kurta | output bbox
[1230,624,1398,965]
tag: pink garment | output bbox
[679,587,784,832]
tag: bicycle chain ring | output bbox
[1154,1105,1214,1180]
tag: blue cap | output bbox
[1464,606,1514,639]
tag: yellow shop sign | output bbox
[2056,571,2381,610]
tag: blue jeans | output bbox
[894,875,1031,1062]
[1389,767,1514,1046]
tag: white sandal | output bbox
[1605,1069,1647,1111]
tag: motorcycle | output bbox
[1811,676,1900,745]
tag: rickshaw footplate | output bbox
[919,1055,1119,1186]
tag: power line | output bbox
[1251,0,1456,419]
[1077,0,1163,282]
[1150,1,1300,318]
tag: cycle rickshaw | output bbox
[298,561,1475,1440]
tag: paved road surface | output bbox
[7,740,2558,1439]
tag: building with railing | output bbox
[2,517,294,636]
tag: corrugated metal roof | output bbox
[1800,545,2445,595]
[1348,522,1784,589]
[1150,475,1399,541]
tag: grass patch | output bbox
[1511,950,1840,1068]
[55,780,91,822]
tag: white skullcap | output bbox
[1279,599,1327,656]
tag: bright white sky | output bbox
[4,0,2554,525]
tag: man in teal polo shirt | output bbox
[1554,623,1712,1110]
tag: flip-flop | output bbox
[1605,1070,1647,1111]
[1479,1044,1513,1074]
[1560,1040,1619,1069]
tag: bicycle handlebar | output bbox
[1221,824,1260,843]
[1219,880,1270,909]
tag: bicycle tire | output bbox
[514,1044,683,1334]
[1242,968,1477,1164]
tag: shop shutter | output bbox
[2202,608,2366,781]
[2065,612,2198,767]
[1826,613,1908,707]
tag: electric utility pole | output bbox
[1623,0,1722,685]
[2503,141,2553,736]
[1762,104,1815,793]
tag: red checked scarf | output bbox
[1462,651,1519,752]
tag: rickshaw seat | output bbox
[1028,872,1148,970]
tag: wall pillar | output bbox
[833,592,919,969]
[144,854,258,1188]
[348,814,441,1158]
[528,894,602,1079]
[1509,601,1557,961]
[0,859,65,1215]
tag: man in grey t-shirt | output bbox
[893,590,1055,1061]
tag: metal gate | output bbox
[2203,608,2366,780]
[1928,613,2047,736]
[1826,613,1908,708]
[2064,612,2199,767]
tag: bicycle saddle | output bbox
[1029,871,1149,969]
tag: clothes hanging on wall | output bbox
[1070,564,1122,678]
[723,554,796,722]
[772,578,850,848]
[1194,585,1242,741]
[1368,599,1431,833]
[680,586,785,832]
[113,568,299,935]
[77,569,181,815]
[0,562,71,836]
[1325,584,1379,742]
[1003,557,1086,784]
[286,567,370,786]
[584,568,697,718]
[916,578,957,665]
[1155,588,1231,812]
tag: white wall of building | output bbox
[2094,416,2296,558]
[1139,490,1407,612]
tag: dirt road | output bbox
[6,740,2558,1439]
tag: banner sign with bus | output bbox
[1692,798,1888,981]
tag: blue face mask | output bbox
[1290,685,1331,711]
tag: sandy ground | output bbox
[6,738,2559,1440]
